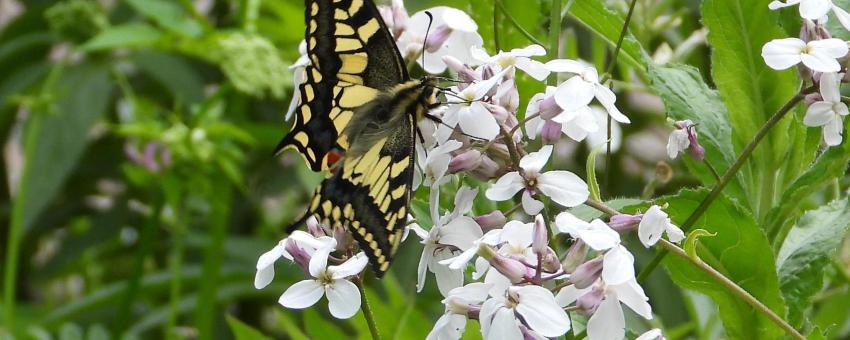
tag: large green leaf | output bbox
[82,23,163,51]
[227,315,272,340]
[657,189,786,339]
[16,62,113,234]
[702,0,803,219]
[776,198,850,328]
[569,0,651,76]
[648,63,745,202]
[124,0,203,37]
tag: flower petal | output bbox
[819,72,842,103]
[485,172,524,201]
[554,284,593,307]
[602,245,635,285]
[430,248,465,296]
[522,190,545,215]
[520,145,553,172]
[538,171,590,208]
[555,76,595,111]
[593,84,630,123]
[326,279,361,319]
[578,220,621,251]
[545,59,587,74]
[278,280,324,309]
[440,216,484,249]
[417,245,434,292]
[515,58,551,81]
[833,6,850,31]
[553,212,590,235]
[798,0,832,20]
[761,38,805,70]
[458,102,500,140]
[331,252,369,279]
[823,115,844,146]
[587,295,625,340]
[487,307,523,340]
[801,50,841,73]
[638,205,668,247]
[612,279,653,319]
[515,286,571,337]
[804,102,836,127]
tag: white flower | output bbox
[555,279,652,340]
[471,44,551,80]
[480,286,571,339]
[426,282,492,340]
[482,220,538,295]
[666,127,690,159]
[413,139,463,190]
[637,329,665,340]
[397,7,483,74]
[485,145,589,215]
[768,0,850,30]
[411,187,483,296]
[524,86,601,143]
[440,69,508,141]
[254,231,336,289]
[638,205,685,247]
[761,38,849,73]
[546,59,632,125]
[804,72,849,146]
[277,252,369,319]
[553,213,635,285]
[285,41,310,121]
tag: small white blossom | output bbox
[768,0,850,30]
[638,205,685,247]
[761,37,849,73]
[278,252,369,319]
[397,7,483,74]
[440,70,508,141]
[426,283,492,340]
[546,59,632,125]
[556,279,652,340]
[637,329,666,340]
[554,213,635,285]
[480,286,571,339]
[485,145,589,215]
[471,44,551,80]
[254,230,336,289]
[804,72,849,146]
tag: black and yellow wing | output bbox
[276,0,409,171]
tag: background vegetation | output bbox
[0,0,848,339]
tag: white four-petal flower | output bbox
[480,285,571,339]
[278,252,369,319]
[762,37,849,73]
[638,205,686,247]
[471,44,551,81]
[804,72,849,146]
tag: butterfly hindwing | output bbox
[277,0,407,171]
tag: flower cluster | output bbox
[760,2,850,146]
[256,2,690,339]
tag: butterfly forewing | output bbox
[277,0,408,171]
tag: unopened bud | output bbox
[475,210,506,231]
[571,257,603,289]
[608,214,642,232]
[575,285,604,315]
[541,120,562,144]
[442,55,478,82]
[490,254,532,283]
[424,25,452,53]
[541,247,561,273]
[562,240,588,273]
[532,215,548,255]
[306,216,324,237]
[805,92,824,106]
[448,149,483,173]
[484,102,511,122]
[538,95,561,120]
[391,0,408,37]
[469,154,501,180]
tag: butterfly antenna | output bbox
[422,11,434,68]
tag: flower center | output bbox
[317,270,334,286]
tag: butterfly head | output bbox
[418,76,442,110]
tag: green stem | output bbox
[548,0,562,86]
[493,0,501,51]
[495,0,545,47]
[601,0,639,82]
[242,0,261,33]
[355,277,381,340]
[115,192,163,334]
[637,85,811,283]
[194,184,233,340]
[658,240,804,340]
[165,217,186,339]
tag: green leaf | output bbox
[702,0,803,219]
[647,63,745,202]
[82,23,163,51]
[124,0,203,37]
[131,51,205,105]
[683,229,716,259]
[226,315,272,340]
[568,0,651,77]
[826,0,850,40]
[15,62,113,234]
[776,198,850,328]
[585,143,603,202]
[657,188,786,339]
[304,309,349,338]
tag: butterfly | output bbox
[276,0,441,277]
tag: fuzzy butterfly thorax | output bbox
[278,0,441,277]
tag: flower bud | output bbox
[470,154,501,180]
[575,285,604,315]
[391,0,408,37]
[442,55,478,82]
[475,210,506,232]
[490,254,532,283]
[541,120,563,145]
[537,95,561,120]
[608,214,642,232]
[448,149,483,173]
[484,102,511,122]
[424,25,452,53]
[562,240,588,273]
[541,247,562,273]
[805,92,824,106]
[532,214,548,255]
[673,120,705,161]
[570,257,603,289]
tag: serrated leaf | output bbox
[657,188,786,339]
[82,23,163,51]
[776,198,850,328]
[226,315,272,340]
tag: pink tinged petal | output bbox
[613,279,653,319]
[515,286,571,337]
[638,205,668,247]
[833,6,850,31]
[804,102,836,127]
[540,120,563,144]
[331,252,369,279]
[761,38,805,70]
[768,0,801,9]
[555,77,595,111]
[458,102,500,140]
[545,59,587,73]
[485,172,525,201]
[593,84,631,123]
[278,280,324,309]
[440,216,484,249]
[417,245,434,292]
[667,129,690,159]
[799,0,832,19]
[602,245,635,285]
[430,248,465,296]
[537,171,590,208]
[520,144,553,172]
[820,72,842,103]
[823,116,844,146]
[326,279,361,319]
[554,284,593,307]
[587,295,626,340]
[488,307,523,340]
[800,51,841,73]
[515,58,551,81]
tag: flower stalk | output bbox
[354,276,382,340]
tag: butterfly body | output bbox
[279,0,440,277]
